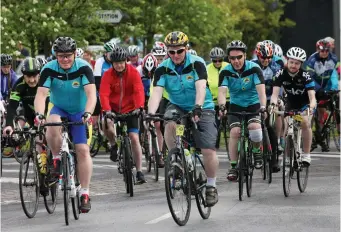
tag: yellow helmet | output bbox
[164,31,189,47]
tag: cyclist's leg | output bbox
[92,96,101,129]
[70,111,92,212]
[46,105,65,157]
[246,104,262,168]
[155,98,168,152]
[164,104,184,150]
[101,112,116,145]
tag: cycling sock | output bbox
[206,177,216,187]
[230,161,237,169]
[80,188,89,196]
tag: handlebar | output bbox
[42,117,89,139]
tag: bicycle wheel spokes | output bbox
[194,154,211,219]
[164,148,191,226]
[283,137,293,197]
[19,152,39,218]
[297,163,309,193]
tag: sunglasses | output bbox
[260,56,273,60]
[56,54,74,60]
[212,59,223,63]
[168,49,185,55]
[229,55,243,61]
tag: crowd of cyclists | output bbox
[0,31,339,215]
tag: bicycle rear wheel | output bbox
[62,153,70,226]
[151,136,159,182]
[238,139,245,201]
[165,148,191,226]
[283,136,294,197]
[124,137,134,197]
[193,153,211,219]
[246,142,254,198]
[19,151,39,218]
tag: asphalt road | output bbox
[1,146,340,232]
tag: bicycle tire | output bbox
[297,163,309,193]
[152,136,159,182]
[238,138,245,201]
[90,128,101,157]
[44,181,58,214]
[246,141,253,198]
[193,153,211,219]
[124,137,134,197]
[146,132,152,173]
[19,151,39,218]
[71,153,80,220]
[283,136,294,197]
[331,115,340,151]
[62,152,70,226]
[122,143,129,194]
[164,148,191,226]
[223,119,230,160]
[13,147,24,164]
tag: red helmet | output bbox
[142,53,158,78]
[256,42,273,58]
[316,39,330,51]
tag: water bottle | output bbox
[37,152,47,174]
[184,149,193,171]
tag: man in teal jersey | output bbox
[148,31,219,207]
[34,37,96,213]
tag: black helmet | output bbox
[110,46,128,62]
[1,54,12,66]
[21,57,41,76]
[53,37,77,53]
[226,40,247,55]
[209,47,225,59]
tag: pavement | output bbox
[1,146,340,232]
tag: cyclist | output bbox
[127,45,142,68]
[1,54,18,101]
[252,41,283,172]
[218,40,266,181]
[34,36,96,213]
[207,47,229,148]
[93,42,117,128]
[274,44,287,67]
[304,39,339,152]
[324,36,335,53]
[270,47,316,166]
[263,40,285,68]
[152,41,167,65]
[3,57,48,135]
[148,31,219,207]
[99,46,147,184]
[83,49,96,69]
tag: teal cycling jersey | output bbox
[153,54,214,111]
[39,58,95,114]
[219,60,264,107]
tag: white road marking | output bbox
[145,212,176,224]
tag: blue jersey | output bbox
[39,58,95,114]
[1,69,18,100]
[273,55,285,68]
[141,76,151,97]
[219,60,265,107]
[251,59,282,99]
[304,52,339,91]
[153,54,214,111]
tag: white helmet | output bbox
[127,45,139,57]
[76,48,84,58]
[188,49,197,56]
[152,42,167,56]
[274,44,283,57]
[286,47,306,62]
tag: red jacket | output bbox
[100,64,145,114]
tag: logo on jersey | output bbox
[243,77,250,84]
[186,75,194,82]
[286,88,305,95]
[282,81,291,85]
[72,81,80,88]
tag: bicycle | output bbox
[16,124,58,218]
[159,111,211,226]
[42,117,89,225]
[104,111,139,197]
[312,90,340,152]
[275,109,310,197]
[217,114,230,159]
[144,113,165,182]
[90,113,110,157]
[226,111,260,201]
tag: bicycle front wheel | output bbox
[71,153,80,220]
[331,114,340,151]
[151,136,159,182]
[238,138,245,201]
[62,152,70,226]
[193,153,211,219]
[246,142,254,198]
[124,137,134,197]
[283,136,294,197]
[165,148,191,226]
[19,151,39,218]
[297,163,309,193]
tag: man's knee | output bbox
[230,126,240,139]
[129,132,139,144]
[75,144,90,158]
